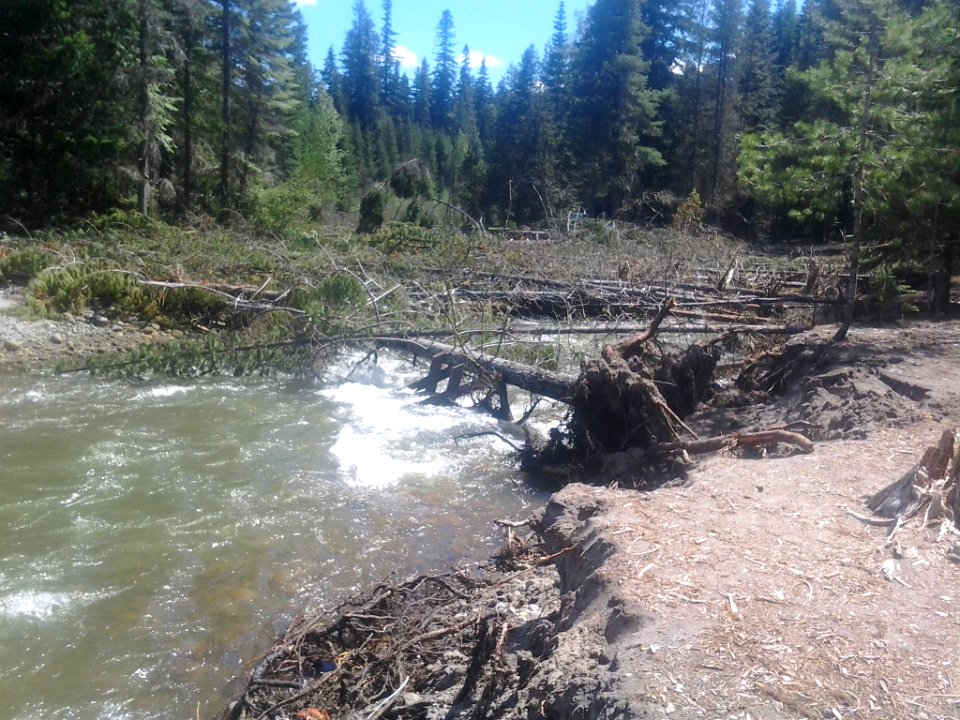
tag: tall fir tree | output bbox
[340,1,380,131]
[738,0,778,134]
[431,10,457,131]
[568,0,663,216]
[708,0,743,206]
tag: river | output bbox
[0,357,547,719]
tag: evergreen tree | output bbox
[0,0,144,217]
[474,58,497,151]
[171,0,216,212]
[772,0,798,72]
[321,46,347,114]
[378,0,407,117]
[542,2,571,118]
[642,0,684,92]
[738,0,778,134]
[455,46,478,139]
[431,10,457,131]
[294,89,345,202]
[568,0,663,215]
[340,1,380,130]
[708,0,743,206]
[739,0,948,334]
[487,46,547,224]
[413,59,432,128]
[234,0,305,192]
[670,0,714,194]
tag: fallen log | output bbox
[372,336,576,403]
[654,428,815,455]
[374,302,718,463]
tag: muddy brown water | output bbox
[0,360,546,719]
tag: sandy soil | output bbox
[538,319,960,720]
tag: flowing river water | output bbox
[0,357,549,719]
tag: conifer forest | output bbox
[0,0,957,304]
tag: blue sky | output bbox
[294,0,594,81]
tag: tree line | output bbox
[0,0,957,304]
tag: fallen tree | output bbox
[372,301,814,473]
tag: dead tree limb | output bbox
[605,298,676,361]
[654,429,815,455]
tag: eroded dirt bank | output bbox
[229,319,960,720]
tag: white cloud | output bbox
[456,50,504,69]
[392,44,419,69]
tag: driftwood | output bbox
[858,427,960,535]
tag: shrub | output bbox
[672,190,705,233]
[358,189,388,234]
[27,265,147,317]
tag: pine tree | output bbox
[642,0,684,92]
[378,0,407,117]
[487,46,547,224]
[0,0,146,217]
[738,0,778,134]
[455,46,478,140]
[542,2,570,118]
[321,47,346,113]
[739,0,947,335]
[708,0,743,206]
[474,58,497,151]
[670,0,714,194]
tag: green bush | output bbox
[0,246,54,283]
[247,181,317,236]
[358,189,388,234]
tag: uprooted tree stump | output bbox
[561,299,718,459]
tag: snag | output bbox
[853,427,960,539]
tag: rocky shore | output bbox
[0,285,184,370]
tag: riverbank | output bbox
[0,285,185,371]
[228,319,960,720]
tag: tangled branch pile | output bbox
[227,544,566,720]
